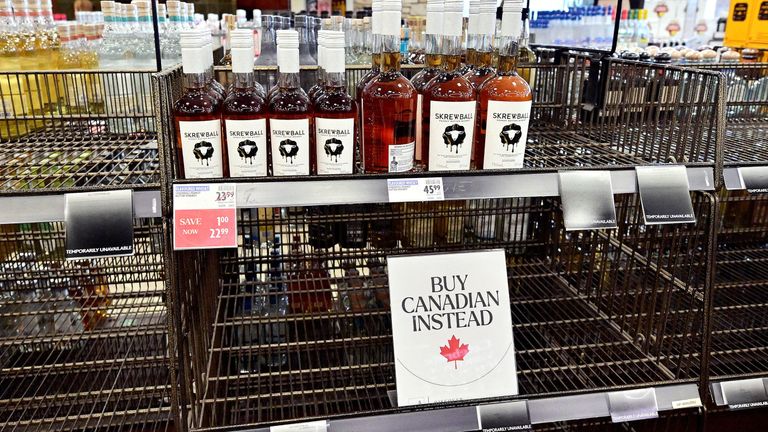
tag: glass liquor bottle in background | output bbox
[296,15,316,65]
[355,0,381,144]
[163,0,183,65]
[219,14,236,65]
[308,25,331,103]
[223,30,268,178]
[256,15,277,66]
[315,31,357,175]
[361,0,418,173]
[458,0,479,75]
[465,0,497,91]
[270,30,313,176]
[337,204,368,248]
[517,7,535,86]
[474,0,532,170]
[173,31,226,179]
[57,23,88,114]
[410,0,442,171]
[200,29,226,102]
[260,235,288,369]
[422,0,475,172]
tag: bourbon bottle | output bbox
[422,0,476,171]
[269,30,313,176]
[464,0,497,91]
[173,30,226,179]
[458,0,479,75]
[314,31,357,175]
[474,0,532,170]
[223,30,268,177]
[410,0,442,170]
[361,0,418,173]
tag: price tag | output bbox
[65,189,134,259]
[721,378,768,410]
[173,183,237,250]
[607,388,659,423]
[477,401,531,431]
[635,166,695,225]
[671,398,702,410]
[558,171,617,231]
[387,177,444,202]
[738,166,768,193]
[270,420,328,432]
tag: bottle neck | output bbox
[233,72,256,89]
[278,72,301,89]
[520,17,530,48]
[380,34,401,72]
[441,35,462,72]
[497,36,519,74]
[475,34,493,67]
[184,72,208,89]
[325,71,345,89]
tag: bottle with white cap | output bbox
[295,14,317,65]
[314,31,356,175]
[308,20,332,102]
[355,0,382,110]
[269,30,313,176]
[421,0,475,172]
[459,0,479,75]
[464,0,496,90]
[199,28,226,101]
[173,30,226,179]
[252,10,262,57]
[223,29,268,178]
[133,0,156,68]
[410,0,443,170]
[360,0,418,173]
[162,0,183,64]
[474,0,531,170]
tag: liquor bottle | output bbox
[473,0,532,170]
[200,29,227,102]
[464,0,496,91]
[260,235,288,368]
[336,204,368,248]
[337,261,371,365]
[219,14,236,65]
[288,240,333,314]
[307,206,337,249]
[255,14,277,66]
[458,0,479,75]
[296,15,317,65]
[162,0,183,65]
[315,31,357,175]
[308,23,332,103]
[223,30,268,178]
[0,0,29,139]
[422,0,476,172]
[517,7,535,86]
[57,23,89,114]
[269,30,313,176]
[173,31,226,179]
[355,0,381,151]
[361,0,418,173]
[410,0,442,170]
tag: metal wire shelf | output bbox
[0,219,173,432]
[0,70,160,195]
[168,191,715,430]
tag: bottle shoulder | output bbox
[173,90,220,115]
[425,72,475,101]
[411,67,441,91]
[362,72,417,100]
[479,74,533,101]
[222,89,266,114]
[314,90,356,113]
[269,88,312,113]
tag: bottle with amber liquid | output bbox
[314,31,357,175]
[410,0,442,171]
[458,0,479,75]
[517,7,535,86]
[223,30,268,178]
[464,0,497,91]
[173,31,226,179]
[356,0,381,154]
[269,30,313,176]
[361,0,418,173]
[474,0,532,170]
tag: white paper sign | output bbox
[387,177,445,202]
[387,249,517,407]
[270,420,328,432]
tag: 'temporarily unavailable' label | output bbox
[225,118,268,177]
[316,117,355,175]
[483,100,532,170]
[388,142,416,173]
[178,119,224,178]
[428,100,476,171]
[270,118,310,176]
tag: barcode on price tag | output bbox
[173,183,237,250]
[387,177,445,202]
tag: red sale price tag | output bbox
[173,184,237,250]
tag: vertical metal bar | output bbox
[611,0,623,54]
[150,0,162,71]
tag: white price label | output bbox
[270,420,328,432]
[387,177,445,202]
[671,398,702,409]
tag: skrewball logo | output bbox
[324,137,344,162]
[237,139,258,164]
[500,123,523,152]
[442,123,466,154]
[193,141,214,165]
[279,139,299,164]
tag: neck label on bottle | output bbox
[270,118,310,176]
[483,100,531,170]
[428,100,476,171]
[388,142,415,173]
[178,119,224,178]
[225,118,268,177]
[315,117,355,175]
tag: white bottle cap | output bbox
[252,9,261,26]
[379,0,401,37]
[442,0,462,37]
[231,29,254,73]
[317,29,328,69]
[276,29,300,73]
[371,0,382,35]
[325,31,345,73]
[180,31,206,74]
[501,0,523,38]
[479,0,496,36]
[467,0,480,35]
[425,0,443,35]
[207,13,217,21]
[100,1,114,13]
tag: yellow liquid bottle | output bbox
[0,0,29,138]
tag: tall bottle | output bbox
[517,6,535,85]
[459,0,479,75]
[308,23,332,102]
[162,0,183,65]
[473,0,532,170]
[361,0,418,173]
[173,31,226,179]
[422,0,475,172]
[464,0,496,90]
[223,30,268,178]
[410,0,442,171]
[0,0,26,138]
[314,31,357,175]
[269,30,313,176]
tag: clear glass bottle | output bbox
[173,31,226,179]
[162,0,183,65]
[314,31,357,175]
[308,25,331,103]
[296,15,316,65]
[361,0,418,173]
[223,30,268,178]
[256,15,277,65]
[464,2,495,91]
[269,30,313,176]
[0,0,26,138]
[422,0,475,172]
[355,2,381,122]
[260,235,288,369]
[410,0,442,171]
[474,0,532,170]
[517,6,535,86]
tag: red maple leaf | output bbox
[439,335,469,369]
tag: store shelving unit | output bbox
[157,50,724,431]
[0,69,172,431]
